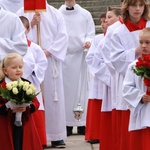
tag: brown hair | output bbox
[107,6,122,17]
[122,0,150,22]
[19,16,30,30]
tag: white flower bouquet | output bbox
[0,80,38,126]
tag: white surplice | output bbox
[101,21,122,109]
[0,0,23,13]
[86,34,104,100]
[123,60,150,131]
[91,38,111,111]
[110,21,150,110]
[0,8,27,61]
[23,41,48,110]
[17,4,68,141]
[59,4,95,126]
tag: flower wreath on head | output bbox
[132,54,150,95]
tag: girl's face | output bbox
[128,1,145,23]
[139,32,150,55]
[106,11,120,26]
[100,17,108,32]
[3,58,23,81]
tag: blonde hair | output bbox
[0,53,23,80]
[122,0,150,22]
[139,27,150,36]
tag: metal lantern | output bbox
[73,103,84,121]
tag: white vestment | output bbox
[59,4,95,126]
[0,0,23,13]
[86,34,104,100]
[23,41,48,110]
[123,60,150,131]
[91,38,111,111]
[17,4,68,141]
[0,8,27,61]
[101,21,122,109]
[110,21,150,110]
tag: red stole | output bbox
[124,18,146,32]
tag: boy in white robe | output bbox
[85,13,107,144]
[59,0,95,136]
[123,27,150,150]
[19,16,48,148]
[0,8,27,61]
[17,1,68,148]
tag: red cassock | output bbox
[0,80,43,150]
[85,99,102,140]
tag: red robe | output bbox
[0,79,43,150]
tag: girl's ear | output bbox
[3,68,7,75]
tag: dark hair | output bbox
[100,13,106,19]
[122,0,150,22]
[107,6,122,17]
[19,16,30,30]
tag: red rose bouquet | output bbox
[132,54,150,95]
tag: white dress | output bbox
[17,4,68,141]
[59,4,95,126]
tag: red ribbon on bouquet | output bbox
[24,0,46,12]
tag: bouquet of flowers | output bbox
[0,80,38,126]
[132,54,150,95]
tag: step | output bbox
[48,0,121,9]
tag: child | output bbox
[123,27,150,150]
[19,15,48,148]
[91,6,122,150]
[0,53,43,150]
[101,6,123,150]
[110,0,150,149]
[85,13,108,144]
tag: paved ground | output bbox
[44,127,99,150]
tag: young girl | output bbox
[85,13,108,144]
[0,53,43,150]
[123,27,150,150]
[110,0,150,149]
